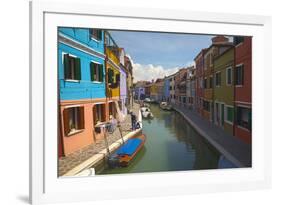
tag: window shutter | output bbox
[93,105,97,125]
[241,65,244,85]
[108,69,113,84]
[78,107,85,129]
[102,104,106,121]
[63,54,70,79]
[90,62,95,81]
[63,109,70,135]
[99,64,103,82]
[75,58,81,80]
[116,73,120,83]
[248,109,252,131]
[97,30,102,40]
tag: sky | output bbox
[109,30,216,82]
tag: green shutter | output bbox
[99,64,103,82]
[227,107,233,122]
[241,65,244,85]
[90,62,95,81]
[63,54,69,79]
[75,58,81,80]
[108,69,113,84]
[97,30,102,40]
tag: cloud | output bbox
[132,63,179,82]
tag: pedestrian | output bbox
[130,111,137,130]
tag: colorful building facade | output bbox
[163,77,170,102]
[213,47,235,135]
[202,36,231,122]
[194,49,206,116]
[234,36,252,143]
[175,68,187,106]
[58,27,107,157]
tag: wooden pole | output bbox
[118,121,125,144]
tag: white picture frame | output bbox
[30,0,272,204]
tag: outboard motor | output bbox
[107,154,120,168]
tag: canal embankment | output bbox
[59,103,142,177]
[172,105,252,167]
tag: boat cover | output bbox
[116,138,142,156]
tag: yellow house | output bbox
[105,31,120,100]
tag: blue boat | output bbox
[108,134,146,167]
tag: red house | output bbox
[194,49,206,116]
[234,36,252,144]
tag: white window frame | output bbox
[235,63,244,87]
[90,60,103,83]
[215,71,221,87]
[226,66,232,86]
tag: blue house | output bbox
[163,77,170,102]
[58,27,108,156]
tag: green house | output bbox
[213,47,234,135]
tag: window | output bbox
[209,76,213,88]
[93,104,106,125]
[233,36,244,46]
[235,65,244,86]
[203,100,210,111]
[225,106,234,123]
[226,67,232,85]
[236,106,251,131]
[108,68,114,84]
[63,54,81,81]
[90,62,103,82]
[204,78,207,89]
[89,29,102,41]
[183,97,186,103]
[215,72,221,86]
[109,102,116,118]
[63,107,84,136]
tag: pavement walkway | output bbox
[173,105,252,167]
[58,103,140,176]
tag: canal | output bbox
[96,103,235,175]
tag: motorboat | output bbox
[108,134,146,167]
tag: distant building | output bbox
[194,49,206,116]
[167,73,176,104]
[124,55,133,108]
[175,68,188,106]
[118,48,129,116]
[186,66,196,109]
[163,77,170,102]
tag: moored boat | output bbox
[108,134,146,167]
[159,102,172,110]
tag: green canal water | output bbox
[96,104,233,175]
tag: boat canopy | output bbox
[116,138,142,156]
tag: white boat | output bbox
[159,102,172,110]
[142,111,154,118]
[144,98,151,103]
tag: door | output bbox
[221,104,224,127]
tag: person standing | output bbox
[130,111,137,130]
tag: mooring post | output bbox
[118,121,125,144]
[103,125,110,155]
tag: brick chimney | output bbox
[211,35,229,45]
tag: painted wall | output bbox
[214,47,235,135]
[164,78,170,101]
[58,28,106,101]
[214,48,234,105]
